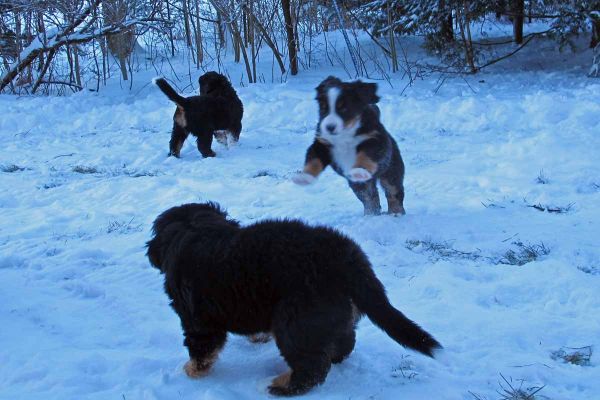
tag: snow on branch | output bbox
[0,0,163,93]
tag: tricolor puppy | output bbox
[293,76,406,215]
[147,202,442,396]
[154,71,243,158]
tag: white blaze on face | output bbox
[317,86,365,174]
[319,87,343,136]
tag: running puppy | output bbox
[293,76,406,215]
[147,202,441,396]
[154,71,243,158]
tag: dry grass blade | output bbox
[497,373,545,400]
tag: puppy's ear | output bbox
[316,76,342,94]
[351,81,380,104]
[146,237,164,272]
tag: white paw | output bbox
[214,130,228,146]
[292,172,316,186]
[347,168,372,182]
[225,132,238,147]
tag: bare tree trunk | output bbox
[243,3,286,74]
[229,21,253,82]
[74,46,82,86]
[591,14,600,48]
[439,0,453,42]
[243,8,248,47]
[456,1,476,73]
[512,0,524,44]
[281,0,298,75]
[32,48,56,93]
[216,10,225,48]
[37,12,45,71]
[118,54,129,80]
[387,0,398,72]
[249,0,256,82]
[232,20,241,62]
[166,0,175,56]
[194,0,203,66]
[66,45,75,82]
[496,0,505,20]
[182,0,193,47]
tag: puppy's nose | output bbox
[325,124,336,133]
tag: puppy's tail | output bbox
[153,77,187,107]
[347,251,442,357]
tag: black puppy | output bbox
[154,71,243,158]
[293,76,406,215]
[147,202,441,396]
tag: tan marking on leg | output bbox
[353,151,378,174]
[361,130,379,140]
[247,332,271,344]
[380,178,405,214]
[174,106,187,128]
[303,158,325,177]
[270,370,292,389]
[183,348,220,379]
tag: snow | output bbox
[1,31,599,400]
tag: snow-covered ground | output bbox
[1,31,599,400]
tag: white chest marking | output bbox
[330,134,365,174]
[317,86,368,174]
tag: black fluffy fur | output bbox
[154,71,243,158]
[147,202,442,396]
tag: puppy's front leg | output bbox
[183,330,226,378]
[347,138,379,183]
[292,139,331,185]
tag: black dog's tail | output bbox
[347,251,442,357]
[153,78,187,107]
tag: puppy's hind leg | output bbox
[380,149,406,215]
[183,330,226,378]
[169,120,189,158]
[269,334,331,396]
[330,329,355,364]
[380,175,406,215]
[269,296,353,396]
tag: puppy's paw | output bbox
[347,168,372,182]
[214,130,228,146]
[226,132,239,147]
[386,205,406,215]
[201,150,216,158]
[268,371,292,396]
[168,151,180,158]
[292,172,316,186]
[184,359,211,379]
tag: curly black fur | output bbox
[154,71,243,158]
[147,202,442,396]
